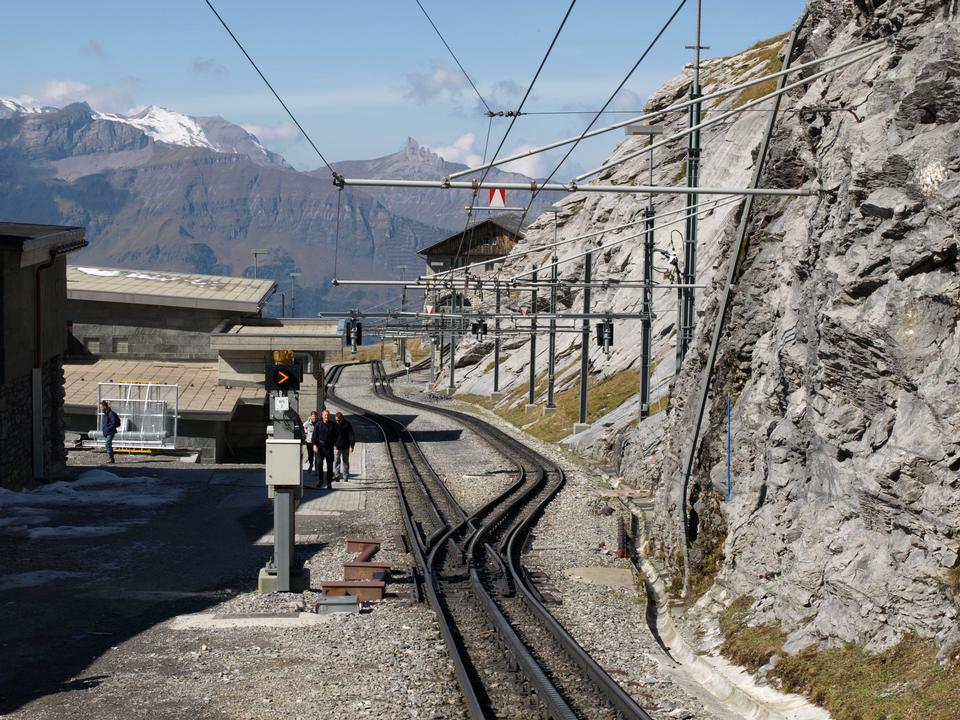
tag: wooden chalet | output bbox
[418,213,525,274]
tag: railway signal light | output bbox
[343,319,363,352]
[265,363,302,391]
[472,321,488,341]
[595,319,614,354]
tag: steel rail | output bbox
[332,362,578,718]
[371,363,581,718]
[323,363,487,719]
[374,362,653,720]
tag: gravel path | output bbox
[335,365,516,515]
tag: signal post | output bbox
[258,351,310,593]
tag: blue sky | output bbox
[3,1,805,175]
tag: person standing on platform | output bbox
[333,412,355,481]
[312,408,339,489]
[100,400,121,464]
[303,410,319,472]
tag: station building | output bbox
[0,223,86,489]
[63,266,341,463]
[417,213,524,274]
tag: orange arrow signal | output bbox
[275,369,290,385]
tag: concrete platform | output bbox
[297,479,368,515]
[563,566,635,588]
[257,567,311,593]
[169,611,331,629]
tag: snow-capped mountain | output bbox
[94,105,217,150]
[0,98,285,168]
[0,98,58,118]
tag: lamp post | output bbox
[398,264,408,368]
[252,248,268,279]
[289,272,301,318]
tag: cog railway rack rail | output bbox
[326,361,651,720]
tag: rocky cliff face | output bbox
[448,0,960,657]
[645,0,960,659]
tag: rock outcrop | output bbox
[447,0,960,657]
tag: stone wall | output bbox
[0,357,67,489]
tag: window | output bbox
[85,337,100,354]
[112,337,129,353]
[485,261,495,271]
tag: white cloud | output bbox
[19,77,141,113]
[241,121,299,143]
[80,40,107,59]
[500,144,549,178]
[193,57,228,77]
[404,62,468,104]
[41,79,91,104]
[429,132,483,166]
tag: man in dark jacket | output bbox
[333,412,355,481]
[100,400,121,464]
[312,408,339,489]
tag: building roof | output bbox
[418,213,525,256]
[64,358,264,419]
[67,265,276,313]
[210,318,342,352]
[0,222,87,267]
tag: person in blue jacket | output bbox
[100,400,121,464]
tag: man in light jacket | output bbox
[303,410,319,472]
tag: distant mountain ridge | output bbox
[0,99,555,315]
[331,137,562,231]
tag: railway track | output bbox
[326,361,651,720]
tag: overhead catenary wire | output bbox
[334,194,742,291]
[427,193,735,281]
[507,194,744,281]
[575,42,886,182]
[204,0,342,181]
[450,0,577,271]
[413,0,492,115]
[504,0,689,249]
[444,37,885,181]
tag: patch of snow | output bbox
[0,470,183,509]
[27,525,128,540]
[95,105,216,150]
[0,97,57,115]
[0,570,86,590]
[126,272,170,281]
[76,267,121,277]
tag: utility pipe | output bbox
[678,12,808,599]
